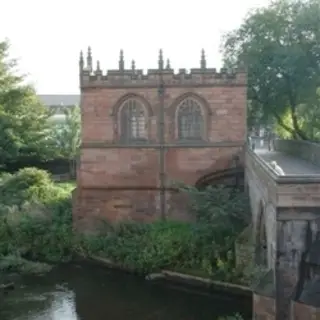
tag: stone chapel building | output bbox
[73,48,247,230]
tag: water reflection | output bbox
[2,286,79,320]
[36,291,78,320]
[1,263,251,320]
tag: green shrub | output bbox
[80,221,193,273]
[0,168,253,287]
[0,202,74,263]
[0,168,74,263]
[0,167,51,189]
[0,167,55,206]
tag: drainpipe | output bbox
[158,67,166,220]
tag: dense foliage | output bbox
[0,41,53,165]
[0,169,74,264]
[48,105,81,175]
[81,184,250,278]
[0,40,81,172]
[0,168,254,286]
[222,0,320,139]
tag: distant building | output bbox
[38,94,80,124]
[38,94,80,114]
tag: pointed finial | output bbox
[166,59,171,70]
[201,49,206,69]
[79,51,84,71]
[158,49,164,70]
[119,49,124,71]
[87,46,92,71]
[131,59,136,72]
[95,60,102,76]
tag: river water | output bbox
[0,263,251,320]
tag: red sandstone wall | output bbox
[166,147,242,186]
[81,87,246,144]
[79,146,242,189]
[75,85,246,227]
[79,148,159,188]
[73,188,159,231]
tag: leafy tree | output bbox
[275,88,320,140]
[49,105,81,175]
[221,0,320,139]
[0,40,52,166]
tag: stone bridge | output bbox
[246,139,320,319]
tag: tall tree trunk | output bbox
[273,112,296,137]
[289,106,308,140]
[286,76,308,140]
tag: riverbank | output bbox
[83,255,251,299]
[0,255,53,275]
[0,255,54,295]
[0,255,251,320]
[0,263,250,320]
[0,254,252,299]
[0,167,256,317]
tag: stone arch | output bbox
[110,93,153,141]
[110,93,153,117]
[168,92,211,141]
[194,152,243,188]
[255,200,268,267]
[194,167,244,190]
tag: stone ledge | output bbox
[0,282,14,292]
[274,139,320,167]
[247,148,320,183]
[159,270,252,298]
[89,256,137,273]
[87,256,252,299]
[81,141,245,149]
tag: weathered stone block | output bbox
[253,293,276,320]
[291,301,320,320]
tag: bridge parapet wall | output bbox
[246,147,320,278]
[247,147,320,208]
[245,149,278,270]
[246,147,320,319]
[274,139,320,167]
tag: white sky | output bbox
[0,0,269,94]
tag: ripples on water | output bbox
[0,264,251,320]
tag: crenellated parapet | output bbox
[79,47,247,88]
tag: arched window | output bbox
[177,98,203,140]
[120,99,146,141]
